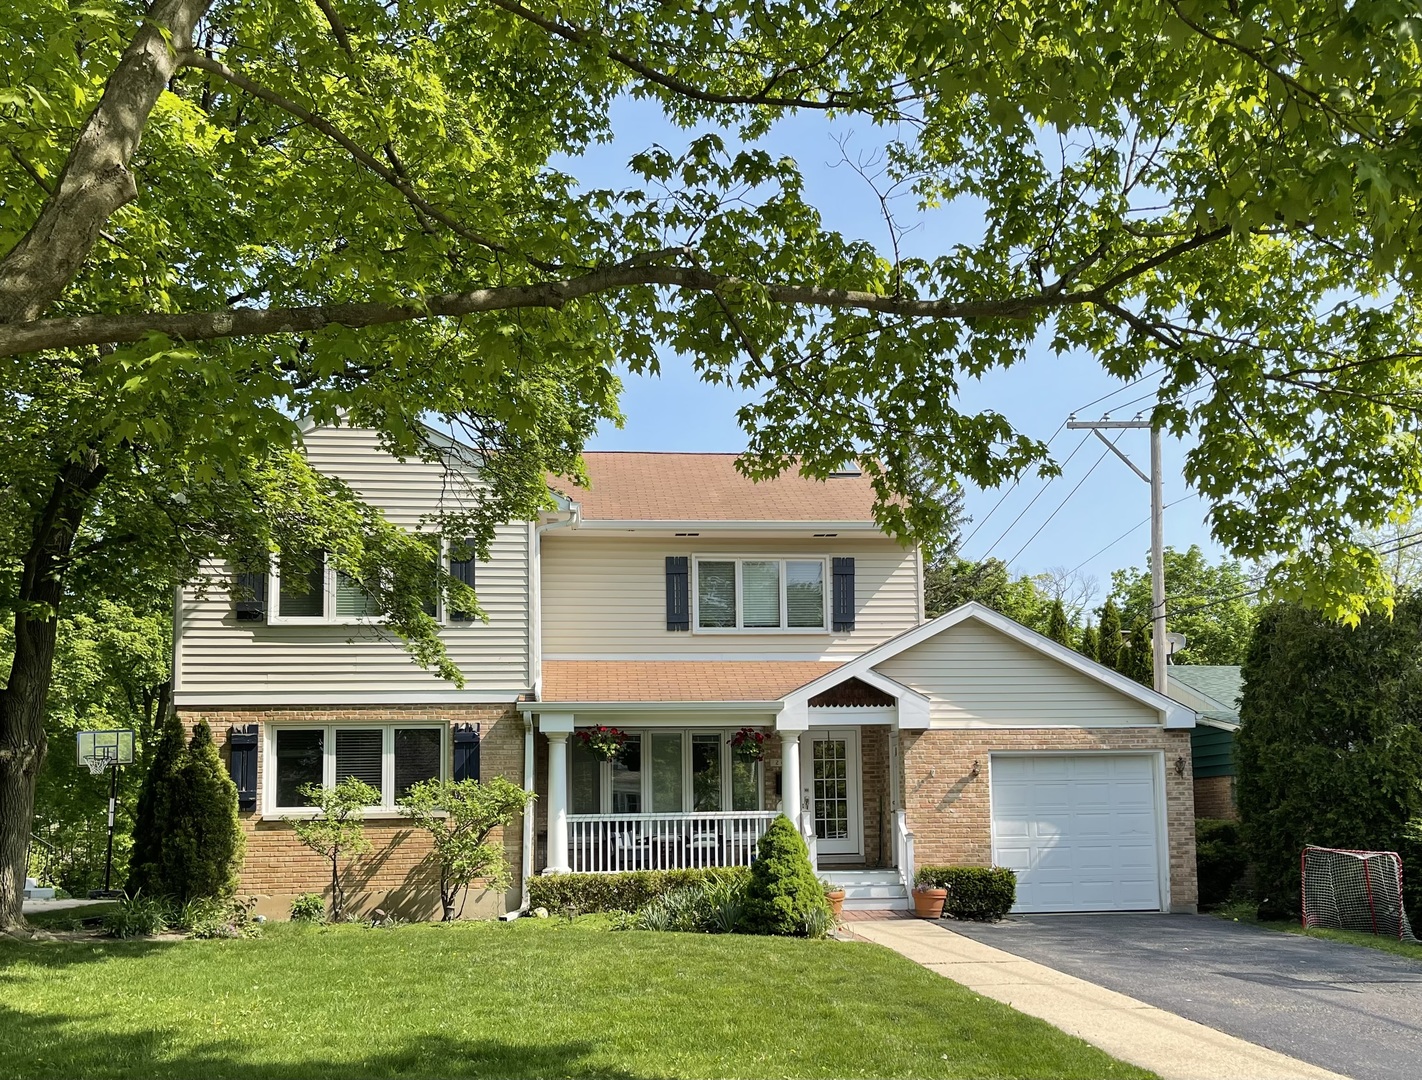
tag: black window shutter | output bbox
[234,571,267,622]
[449,538,477,621]
[832,557,856,631]
[453,723,481,781]
[666,556,690,631]
[228,725,259,810]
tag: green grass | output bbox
[0,918,1154,1080]
[1213,902,1422,962]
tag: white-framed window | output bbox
[569,729,763,815]
[692,556,827,633]
[268,546,440,626]
[267,723,446,813]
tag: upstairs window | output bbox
[270,545,440,625]
[693,557,826,632]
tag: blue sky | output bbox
[570,99,1223,602]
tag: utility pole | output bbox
[1066,417,1167,695]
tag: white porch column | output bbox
[540,713,575,874]
[779,731,802,822]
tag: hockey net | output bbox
[1301,846,1417,942]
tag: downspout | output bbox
[502,503,579,920]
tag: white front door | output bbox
[801,729,862,859]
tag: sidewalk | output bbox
[851,919,1350,1080]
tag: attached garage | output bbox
[990,753,1166,913]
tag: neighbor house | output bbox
[173,425,1199,918]
[1167,666,1243,820]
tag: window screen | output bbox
[334,572,380,619]
[697,561,736,628]
[394,728,442,799]
[691,734,722,811]
[278,550,325,618]
[275,729,324,806]
[786,561,825,628]
[741,561,781,628]
[334,728,383,793]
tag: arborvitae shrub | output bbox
[126,710,186,896]
[1097,599,1123,671]
[740,814,831,936]
[156,721,244,903]
[1045,600,1072,647]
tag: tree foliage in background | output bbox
[1096,600,1124,672]
[1078,624,1100,664]
[289,777,381,921]
[400,777,535,921]
[1119,624,1153,685]
[924,557,1051,629]
[6,0,1422,926]
[1110,546,1257,666]
[1237,602,1422,917]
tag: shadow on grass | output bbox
[0,1004,637,1080]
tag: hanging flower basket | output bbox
[576,725,627,761]
[729,726,768,762]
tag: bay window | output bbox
[693,557,827,632]
[569,729,763,814]
[269,724,445,811]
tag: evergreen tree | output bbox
[1120,624,1152,685]
[1097,599,1123,672]
[1045,600,1072,648]
[1078,623,1100,663]
[156,721,244,903]
[741,815,832,936]
[126,708,186,896]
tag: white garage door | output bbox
[990,754,1163,913]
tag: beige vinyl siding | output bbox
[175,426,531,700]
[874,620,1160,727]
[540,535,919,660]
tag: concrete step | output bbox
[23,877,55,901]
[822,870,903,887]
[824,869,910,911]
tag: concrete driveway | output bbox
[948,913,1422,1080]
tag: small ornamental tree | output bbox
[288,777,380,921]
[126,708,186,896]
[1078,623,1100,664]
[741,814,832,936]
[156,721,244,903]
[1097,600,1124,672]
[400,777,535,920]
[1045,600,1072,648]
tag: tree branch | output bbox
[0,0,215,324]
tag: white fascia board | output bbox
[1166,679,1236,720]
[1194,715,1242,732]
[784,601,1194,728]
[572,519,882,533]
[175,690,528,706]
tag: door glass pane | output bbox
[275,729,324,807]
[812,737,850,840]
[611,733,642,813]
[394,728,442,800]
[278,550,325,617]
[650,732,683,813]
[731,757,760,811]
[691,734,722,811]
[786,561,825,628]
[697,561,736,628]
[334,571,380,618]
[335,729,384,798]
[570,738,602,814]
[741,561,781,628]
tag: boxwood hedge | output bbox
[915,865,1016,921]
[526,866,751,915]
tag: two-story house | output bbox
[173,426,1199,919]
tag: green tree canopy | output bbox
[1109,545,1258,666]
[924,557,1052,629]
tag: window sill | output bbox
[690,627,831,635]
[261,808,441,821]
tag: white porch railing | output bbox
[894,809,915,893]
[566,811,780,873]
[799,810,819,872]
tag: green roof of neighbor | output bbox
[1169,665,1243,719]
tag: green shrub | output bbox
[288,777,381,921]
[915,866,1017,921]
[290,892,326,922]
[173,896,259,939]
[740,814,831,936]
[158,721,245,903]
[527,866,750,914]
[102,893,171,938]
[1196,818,1248,907]
[630,876,750,934]
[126,710,186,896]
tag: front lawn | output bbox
[0,919,1153,1079]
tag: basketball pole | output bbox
[103,764,118,894]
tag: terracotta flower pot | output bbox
[912,887,947,919]
[825,889,846,917]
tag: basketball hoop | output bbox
[76,729,135,898]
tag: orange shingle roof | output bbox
[541,660,843,703]
[554,453,878,522]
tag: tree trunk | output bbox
[330,852,342,922]
[0,455,106,930]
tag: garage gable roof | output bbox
[782,601,1195,728]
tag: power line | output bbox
[1005,437,1120,566]
[1067,493,1202,575]
[1072,365,1167,416]
[959,420,1067,548]
[976,431,1093,559]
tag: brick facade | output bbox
[1193,774,1237,820]
[900,727,1199,912]
[177,703,526,920]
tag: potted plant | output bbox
[575,724,628,762]
[912,869,949,919]
[820,877,846,918]
[729,726,768,762]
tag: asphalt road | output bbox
[948,913,1422,1080]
